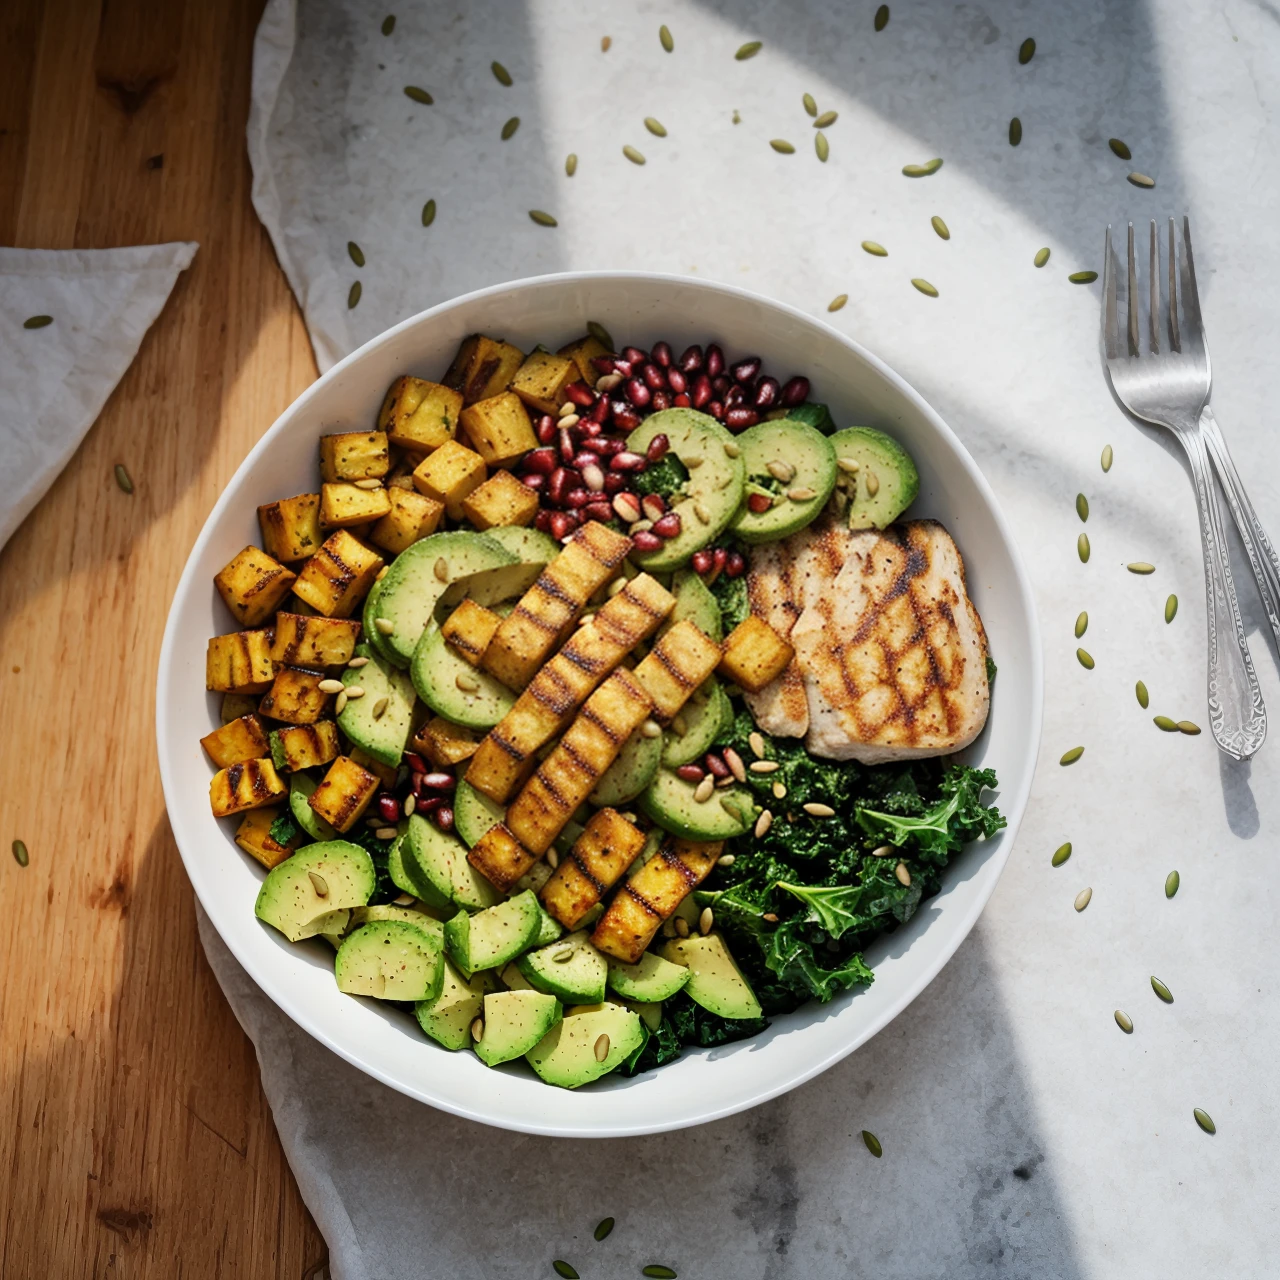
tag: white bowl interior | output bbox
[157,272,1042,1137]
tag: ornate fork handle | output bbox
[1200,404,1280,656]
[1175,421,1267,759]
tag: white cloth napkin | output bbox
[0,243,198,549]
[213,0,1280,1275]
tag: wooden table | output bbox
[1,1,326,1274]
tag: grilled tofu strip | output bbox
[632,619,723,724]
[481,521,632,690]
[505,668,653,855]
[467,822,538,893]
[209,758,288,818]
[441,598,502,666]
[540,808,647,929]
[465,574,675,803]
[590,838,723,963]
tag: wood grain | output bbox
[0,0,327,1275]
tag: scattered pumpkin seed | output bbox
[1115,1009,1133,1033]
[1060,746,1084,765]
[501,116,520,140]
[12,839,28,867]
[736,41,762,60]
[874,5,890,32]
[1102,444,1114,471]
[593,1217,614,1242]
[1009,117,1022,146]
[1078,533,1090,562]
[623,145,646,165]
[309,871,329,898]
[903,158,943,177]
[403,86,433,104]
[23,314,53,329]
[114,464,134,495]
[491,60,512,86]
[1075,611,1088,638]
[931,215,950,240]
[911,278,939,297]
[642,1269,677,1280]
[1177,720,1201,735]
[865,470,880,496]
[565,153,578,177]
[828,293,848,312]
[347,241,365,268]
[1165,594,1178,623]
[814,110,838,128]
[587,320,614,350]
[644,117,667,137]
[348,281,362,309]
[529,210,558,227]
[862,240,888,256]
[601,35,612,52]
[659,24,674,52]
[422,199,436,226]
[732,109,740,124]
[1153,715,1178,731]
[815,133,829,162]
[1128,562,1155,574]
[861,1130,883,1157]
[1069,270,1099,283]
[1076,493,1089,521]
[1151,976,1173,1003]
[553,1262,579,1279]
[1193,1108,1216,1135]
[594,1033,610,1062]
[803,93,818,117]
[1019,37,1036,64]
[381,15,395,36]
[1077,648,1095,670]
[770,139,795,154]
[1127,171,1156,189]
[1074,886,1092,911]
[1108,138,1132,160]
[1136,680,1149,708]
[1165,870,1180,898]
[1034,247,1051,267]
[1052,842,1072,867]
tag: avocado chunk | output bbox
[350,902,446,937]
[254,840,376,942]
[500,960,536,991]
[453,780,507,847]
[525,1002,646,1088]
[403,812,500,911]
[338,642,415,766]
[660,679,732,768]
[662,568,724,642]
[827,426,920,530]
[386,829,451,910]
[606,950,692,1002]
[415,958,487,1050]
[482,525,560,569]
[474,989,562,1067]
[360,575,398,666]
[532,902,564,946]
[731,418,838,543]
[625,409,746,571]
[289,771,338,841]
[411,623,516,730]
[623,999,664,1032]
[335,919,444,1002]
[518,930,608,1003]
[589,725,662,806]
[443,889,542,976]
[660,931,762,1019]
[640,768,755,840]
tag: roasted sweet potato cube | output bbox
[718,616,796,693]
[368,487,444,555]
[441,334,525,404]
[441,599,502,666]
[292,530,384,617]
[540,808,646,930]
[206,630,274,694]
[209,758,288,818]
[320,482,393,529]
[258,665,331,725]
[214,546,297,628]
[378,376,462,451]
[467,823,538,893]
[234,806,301,870]
[319,430,390,482]
[457,392,537,468]
[308,755,379,833]
[269,613,361,666]
[269,721,340,772]
[348,745,397,789]
[220,692,259,723]
[633,619,723,722]
[557,334,612,385]
[508,351,578,416]
[411,440,488,520]
[412,716,481,767]
[258,493,323,563]
[201,714,270,768]
[462,468,540,530]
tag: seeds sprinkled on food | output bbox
[862,241,888,256]
[348,240,365,267]
[772,781,787,800]
[422,199,436,226]
[375,616,396,634]
[1128,171,1156,188]
[563,153,579,178]
[501,116,520,140]
[318,678,345,694]
[1034,247,1051,267]
[404,794,416,816]
[1165,870,1180,898]
[623,145,646,165]
[529,210,558,227]
[699,906,714,935]
[641,719,662,739]
[815,133,829,162]
[23,315,53,329]
[837,456,860,473]
[593,1033,611,1062]
[1060,746,1084,765]
[642,1269,677,1280]
[404,86,433,104]
[1101,444,1114,471]
[1076,493,1089,521]
[1078,533,1090,562]
[694,501,711,524]
[1077,648,1094,670]
[693,776,715,803]
[456,673,480,693]
[814,110,838,128]
[380,15,395,36]
[659,24,673,51]
[1194,1108,1216,1134]
[309,871,329,898]
[552,947,574,963]
[1128,562,1155,574]
[828,293,849,312]
[1009,117,1022,146]
[1115,1009,1133,1033]
[587,320,613,349]
[674,917,690,937]
[788,486,818,502]
[903,158,943,177]
[911,278,939,297]
[491,60,512,86]
[803,93,818,117]
[1151,976,1173,1003]
[12,839,28,867]
[748,731,766,758]
[1153,715,1178,731]
[1177,720,1201,735]
[723,747,746,782]
[335,691,348,715]
[114,464,134,494]
[894,861,911,886]
[348,281,362,308]
[372,695,389,720]
[736,41,762,60]
[1069,270,1099,284]
[862,1130,883,1157]
[344,685,365,699]
[594,1218,614,1242]
[553,1260,579,1279]
[433,557,449,582]
[1109,138,1132,159]
[1052,842,1072,867]
[1165,594,1178,623]
[723,440,741,458]
[1075,612,1088,638]
[1018,37,1036,63]
[874,4,890,31]
[931,215,950,240]
[770,139,795,154]
[717,853,736,868]
[645,117,667,137]
[1136,680,1149,708]
[1074,886,1092,911]
[754,810,773,838]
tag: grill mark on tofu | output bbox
[559,646,605,677]
[578,704,625,746]
[617,883,662,921]
[486,729,526,762]
[568,850,605,893]
[513,597,562,637]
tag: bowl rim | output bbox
[157,268,1043,1136]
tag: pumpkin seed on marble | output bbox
[1135,680,1149,708]
[529,210,558,227]
[23,314,53,329]
[861,1130,883,1157]
[1128,172,1156,189]
[770,139,795,154]
[1165,594,1177,623]
[874,5,890,31]
[1193,1108,1216,1134]
[659,24,674,51]
[501,116,520,139]
[1109,138,1132,160]
[1019,37,1036,64]
[114,464,134,494]
[380,14,395,35]
[623,145,646,164]
[645,117,667,137]
[1052,842,1072,867]
[815,133,829,162]
[1177,720,1201,735]
[828,293,848,312]
[1101,443,1114,471]
[1034,247,1050,268]
[1078,533,1090,562]
[422,199,436,225]
[911,278,938,297]
[1060,746,1084,765]
[862,241,888,256]
[642,1269,678,1280]
[594,1217,614,1241]
[491,61,513,86]
[1009,117,1022,146]
[931,215,950,240]
[1069,271,1099,283]
[347,241,365,267]
[1128,562,1155,574]
[903,158,943,177]
[587,320,614,350]
[1153,715,1178,731]
[565,153,578,176]
[1165,870,1180,898]
[553,1264,579,1279]
[1074,887,1092,911]
[404,86,433,104]
[803,93,818,117]
[1076,493,1089,521]
[1077,648,1094,670]
[1114,1009,1133,1033]
[348,281,362,308]
[601,35,612,52]
[814,110,838,128]
[1150,976,1173,1003]
[1075,611,1088,638]
[736,41,763,60]
[12,839,28,867]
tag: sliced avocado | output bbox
[314,911,354,949]
[621,998,664,1032]
[732,418,837,543]
[403,812,500,911]
[526,1003,645,1088]
[338,642,415,766]
[663,569,724,642]
[500,960,536,991]
[660,931,762,1019]
[661,679,732,768]
[334,920,444,1002]
[474,989,562,1067]
[827,426,920,530]
[518,930,608,1003]
[386,829,452,910]
[415,957,486,1050]
[453,780,507,847]
[374,531,516,666]
[532,901,564,946]
[349,902,446,941]
[443,890,542,976]
[639,768,755,841]
[483,525,560,570]
[625,409,746,571]
[510,858,554,896]
[411,624,516,730]
[361,575,398,666]
[590,726,662,806]
[254,840,376,942]
[290,771,338,841]
[606,950,692,1002]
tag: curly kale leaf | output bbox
[633,454,689,500]
[986,654,997,685]
[269,810,302,847]
[717,708,861,812]
[855,764,1005,861]
[764,920,875,1002]
[621,1018,684,1076]
[707,570,749,631]
[777,861,922,940]
[665,992,770,1048]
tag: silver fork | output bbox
[1101,218,1266,760]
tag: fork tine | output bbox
[1148,221,1160,354]
[1126,222,1140,356]
[1102,225,1119,359]
[1167,217,1181,352]
[1180,215,1205,348]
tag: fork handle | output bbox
[1177,423,1267,759]
[1200,404,1280,655]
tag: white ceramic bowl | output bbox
[157,272,1042,1138]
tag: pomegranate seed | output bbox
[434,805,455,832]
[708,401,724,419]
[691,549,714,575]
[579,437,611,456]
[612,492,642,523]
[754,377,780,410]
[548,467,578,505]
[691,374,713,408]
[524,447,557,475]
[780,375,810,406]
[520,472,546,492]
[725,406,759,430]
[645,433,670,462]
[651,341,673,368]
[672,393,691,407]
[611,399,642,431]
[651,512,682,538]
[536,415,558,444]
[415,794,445,815]
[549,511,577,540]
[624,377,651,407]
[731,356,762,383]
[564,381,595,407]
[641,363,667,391]
[581,418,603,438]
[632,530,663,552]
[592,354,617,375]
[725,551,746,577]
[704,753,730,779]
[705,344,725,378]
[584,500,615,523]
[588,394,611,425]
[405,752,428,774]
[712,374,731,395]
[667,367,688,394]
[421,771,454,791]
[678,344,704,373]
[559,428,576,464]
[566,488,590,509]
[598,437,625,456]
[572,451,598,472]
[603,473,626,494]
[622,345,649,366]
[610,450,647,472]
[641,493,667,520]
[534,508,553,532]
[712,548,728,572]
[610,357,634,378]
[724,384,746,410]
[675,764,706,783]
[582,463,606,492]
[747,491,774,513]
[649,390,671,412]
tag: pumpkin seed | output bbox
[587,320,614,350]
[1074,886,1092,911]
[642,1269,677,1280]
[1009,116,1022,146]
[381,15,395,36]
[1136,680,1149,708]
[736,41,762,60]
[732,109,741,124]
[23,314,53,329]
[894,861,911,886]
[1108,137,1132,160]
[1177,720,1201,735]
[1052,842,1072,867]
[309,871,329,898]
[803,93,818,117]
[644,117,667,137]
[1078,533,1090,562]
[815,133,829,162]
[1165,870,1180,898]
[1034,247,1050,268]
[1077,648,1094,670]
[770,139,795,154]
[827,293,848,312]
[491,60,512,86]
[593,1217,614,1241]
[623,145,646,164]
[347,241,365,268]
[529,210,558,227]
[348,281,362,309]
[565,153,578,176]
[1060,746,1084,765]
[903,158,943,177]
[601,35,612,52]
[1151,976,1173,1003]
[1069,270,1099,283]
[1193,1108,1216,1135]
[1114,1009,1133,1033]
[874,5,890,32]
[501,116,520,139]
[861,241,888,256]
[1075,611,1088,638]
[553,1263,579,1279]
[911,278,938,297]
[814,110,838,128]
[865,469,880,496]
[1127,562,1155,574]
[114,464,134,494]
[1018,37,1036,64]
[1128,171,1156,188]
[1164,594,1177,623]
[861,1130,883,1157]
[1153,715,1178,731]
[12,839,28,867]
[594,1034,610,1062]
[403,86,433,104]
[422,198,436,226]
[931,215,950,240]
[659,24,674,52]
[1101,444,1114,471]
